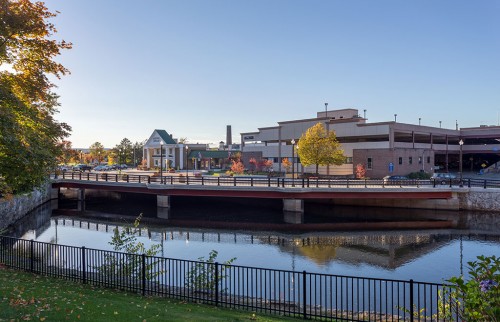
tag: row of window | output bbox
[366,156,431,170]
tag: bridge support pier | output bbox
[283,199,304,224]
[77,189,85,211]
[157,195,170,208]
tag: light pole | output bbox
[419,118,421,126]
[160,140,164,184]
[325,102,328,118]
[394,114,397,122]
[459,139,464,187]
[439,121,442,128]
[185,145,189,177]
[291,139,295,184]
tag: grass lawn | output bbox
[0,266,300,321]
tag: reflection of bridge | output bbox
[50,216,500,270]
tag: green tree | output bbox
[113,138,133,165]
[89,142,105,164]
[0,0,72,194]
[296,122,345,176]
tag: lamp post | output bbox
[439,121,442,128]
[185,145,189,177]
[291,139,296,185]
[325,102,328,118]
[459,139,464,187]
[160,140,164,184]
[394,114,397,122]
[419,118,421,126]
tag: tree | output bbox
[230,160,245,174]
[113,138,133,165]
[249,158,258,172]
[296,122,345,176]
[281,158,291,174]
[0,0,72,194]
[56,140,76,165]
[89,142,105,164]
[355,163,366,179]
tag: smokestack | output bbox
[226,125,232,146]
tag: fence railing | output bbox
[56,171,500,190]
[0,235,460,321]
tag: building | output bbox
[143,129,241,171]
[240,109,500,178]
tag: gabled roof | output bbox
[155,129,177,144]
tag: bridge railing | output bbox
[57,171,500,189]
[0,235,459,321]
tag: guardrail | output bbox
[56,171,500,189]
[0,235,459,321]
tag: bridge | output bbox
[50,173,464,223]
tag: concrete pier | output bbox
[157,195,170,208]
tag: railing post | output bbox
[215,262,219,307]
[87,173,90,181]
[142,254,146,296]
[148,176,151,184]
[307,178,310,188]
[365,179,367,188]
[409,279,414,322]
[79,172,82,180]
[217,177,220,186]
[187,176,189,185]
[347,178,349,188]
[202,176,204,185]
[30,239,34,272]
[302,270,307,319]
[82,246,86,284]
[170,176,173,185]
[251,177,253,187]
[468,178,471,188]
[104,173,108,182]
[126,175,129,183]
[115,174,118,182]
[302,178,305,188]
[234,177,237,186]
[484,180,487,189]
[433,179,436,188]
[449,179,452,188]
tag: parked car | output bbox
[93,165,106,171]
[383,175,409,184]
[431,173,457,184]
[57,165,71,172]
[72,164,92,172]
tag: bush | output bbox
[444,255,499,321]
[407,171,432,179]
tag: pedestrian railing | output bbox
[56,171,500,190]
[0,235,460,321]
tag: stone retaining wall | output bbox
[459,188,500,211]
[0,183,52,231]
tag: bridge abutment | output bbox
[283,199,304,224]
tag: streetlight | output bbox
[291,139,296,184]
[394,114,397,122]
[160,140,164,184]
[459,139,464,187]
[324,102,328,118]
[419,118,421,126]
[439,121,442,128]
[185,145,189,177]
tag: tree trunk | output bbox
[315,164,319,177]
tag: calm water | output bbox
[6,190,500,284]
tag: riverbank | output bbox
[0,183,53,231]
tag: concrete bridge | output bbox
[51,176,459,224]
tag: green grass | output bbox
[0,266,299,321]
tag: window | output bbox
[427,156,431,164]
[273,157,279,163]
[367,157,373,169]
[409,157,413,165]
[345,157,353,164]
[418,157,422,164]
[398,157,403,165]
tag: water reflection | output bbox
[6,201,500,283]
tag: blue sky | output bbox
[44,0,500,148]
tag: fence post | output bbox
[468,178,471,188]
[251,177,253,187]
[202,176,204,185]
[82,246,86,284]
[215,262,219,307]
[484,180,487,189]
[187,176,189,185]
[365,178,367,188]
[170,176,173,185]
[302,270,307,319]
[79,172,82,180]
[409,279,414,322]
[142,254,146,296]
[218,177,220,186]
[433,179,436,188]
[148,176,151,184]
[234,177,237,186]
[307,178,310,188]
[30,239,34,272]
[268,177,271,187]
[139,175,142,183]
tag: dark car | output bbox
[72,164,92,172]
[383,175,409,185]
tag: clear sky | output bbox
[43,0,499,149]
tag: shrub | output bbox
[407,171,432,179]
[444,255,499,321]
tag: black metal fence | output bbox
[0,235,460,321]
[57,171,500,190]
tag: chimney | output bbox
[226,125,232,146]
